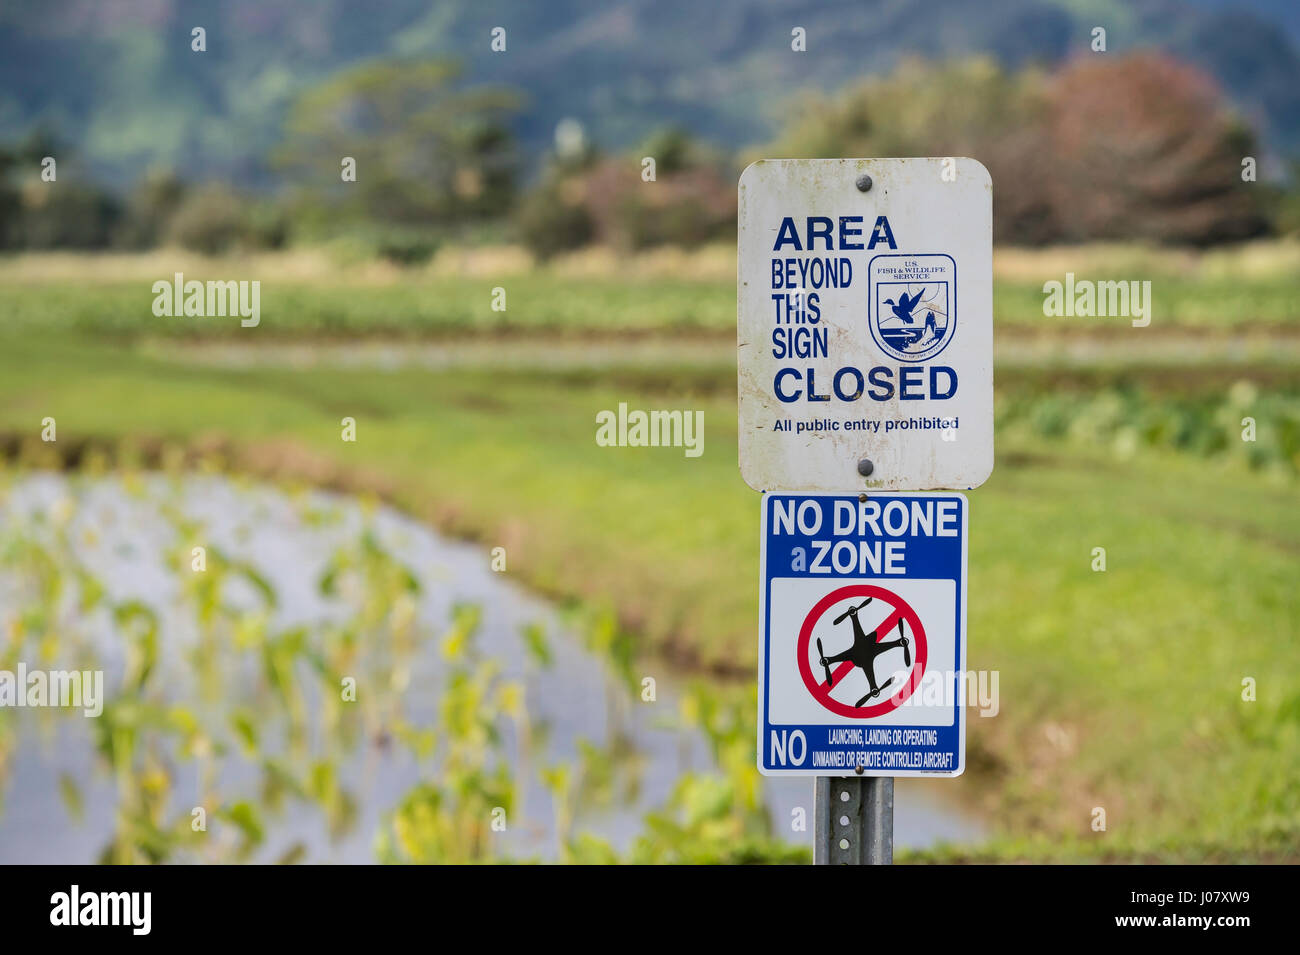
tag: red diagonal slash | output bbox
[828,608,903,686]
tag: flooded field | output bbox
[0,473,982,862]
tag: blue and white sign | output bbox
[758,491,967,777]
[737,158,993,492]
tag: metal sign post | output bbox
[754,492,967,864]
[738,159,991,868]
[814,776,893,865]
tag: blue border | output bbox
[759,492,966,775]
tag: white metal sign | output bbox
[737,158,993,492]
[758,492,967,777]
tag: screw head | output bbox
[857,458,874,477]
[855,173,873,192]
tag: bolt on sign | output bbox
[758,492,967,777]
[737,158,993,492]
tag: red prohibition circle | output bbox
[796,584,928,718]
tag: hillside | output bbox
[1,0,1297,187]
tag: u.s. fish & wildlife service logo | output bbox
[868,253,956,363]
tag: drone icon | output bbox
[816,597,913,708]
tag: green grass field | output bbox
[1,247,1297,860]
[1,240,1297,340]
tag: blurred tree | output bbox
[0,146,21,250]
[515,127,735,258]
[638,127,696,176]
[514,177,595,261]
[0,128,121,250]
[166,183,286,254]
[760,54,1272,245]
[114,169,187,249]
[1046,54,1268,245]
[762,58,1056,243]
[1273,160,1300,237]
[165,185,247,254]
[17,184,119,249]
[274,59,521,232]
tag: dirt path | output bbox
[142,330,1300,371]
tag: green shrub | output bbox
[514,180,594,260]
[166,184,285,254]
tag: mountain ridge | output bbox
[1,0,1295,188]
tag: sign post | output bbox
[737,158,992,865]
[814,777,892,865]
